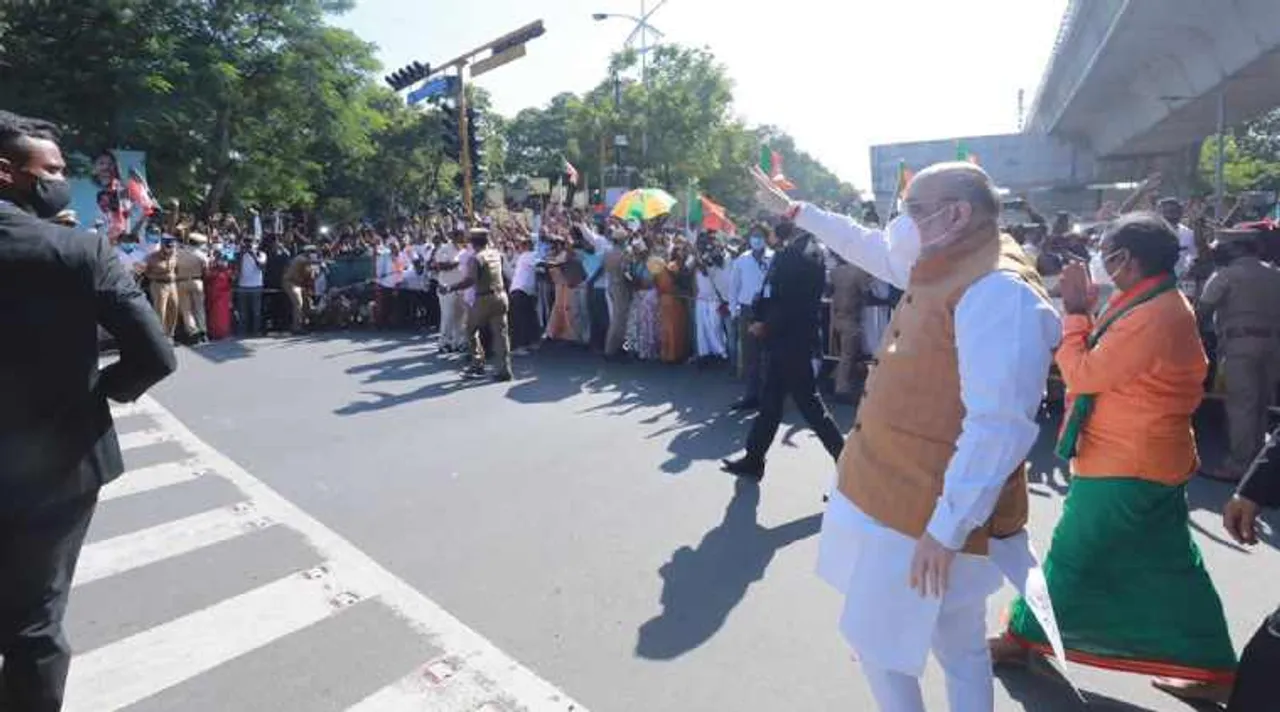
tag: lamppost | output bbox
[591,0,668,85]
[593,1,668,172]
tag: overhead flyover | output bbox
[1026,0,1280,159]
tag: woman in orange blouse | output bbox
[994,213,1237,705]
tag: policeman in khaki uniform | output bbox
[444,227,513,382]
[282,246,319,333]
[1198,227,1280,482]
[828,254,867,401]
[175,231,209,342]
[143,235,181,339]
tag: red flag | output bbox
[126,169,158,215]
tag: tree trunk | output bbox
[201,105,234,218]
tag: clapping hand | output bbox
[748,165,794,216]
[1058,261,1098,316]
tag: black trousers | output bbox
[588,288,609,352]
[744,348,845,464]
[0,492,98,712]
[510,290,540,350]
[1229,605,1280,711]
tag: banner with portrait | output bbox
[69,149,157,244]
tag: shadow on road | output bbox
[634,478,821,660]
[999,656,1227,711]
[997,663,1175,711]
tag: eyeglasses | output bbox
[901,198,959,220]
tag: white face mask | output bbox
[886,213,921,250]
[1089,250,1116,287]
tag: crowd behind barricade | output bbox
[108,179,1280,471]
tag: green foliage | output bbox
[1199,108,1280,195]
[499,44,860,222]
[0,3,857,227]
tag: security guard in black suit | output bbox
[723,221,845,480]
[1221,426,1280,711]
[0,111,176,711]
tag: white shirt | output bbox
[583,230,612,290]
[434,243,464,287]
[510,251,538,295]
[1176,223,1196,253]
[114,243,147,274]
[796,204,1061,549]
[238,250,265,288]
[457,248,477,306]
[696,264,732,303]
[402,270,429,291]
[730,248,772,313]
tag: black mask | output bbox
[14,171,73,219]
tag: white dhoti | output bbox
[694,300,728,358]
[817,490,1001,712]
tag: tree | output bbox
[1199,108,1280,195]
[0,0,384,217]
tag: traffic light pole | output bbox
[395,19,545,224]
[456,64,474,222]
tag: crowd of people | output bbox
[5,99,1280,711]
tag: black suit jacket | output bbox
[1238,426,1280,509]
[0,202,176,512]
[754,233,827,356]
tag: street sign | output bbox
[471,44,526,79]
[407,76,457,105]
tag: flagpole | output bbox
[685,178,693,235]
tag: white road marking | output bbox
[63,566,359,712]
[117,428,174,452]
[79,396,586,712]
[346,656,532,712]
[99,461,202,502]
[74,505,273,588]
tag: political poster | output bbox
[68,149,157,244]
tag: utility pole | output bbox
[456,66,473,221]
[1214,88,1227,220]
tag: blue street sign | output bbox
[407,76,457,105]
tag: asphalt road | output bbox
[90,330,1280,712]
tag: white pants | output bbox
[861,594,993,712]
[817,490,997,712]
[438,290,467,347]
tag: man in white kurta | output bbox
[751,163,1061,712]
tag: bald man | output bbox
[749,163,1061,712]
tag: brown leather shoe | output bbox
[1151,677,1232,706]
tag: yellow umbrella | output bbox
[610,188,677,221]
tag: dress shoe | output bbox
[721,456,764,481]
[492,372,513,382]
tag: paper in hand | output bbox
[988,531,1084,703]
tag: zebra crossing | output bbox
[61,396,585,712]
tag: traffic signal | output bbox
[491,20,546,55]
[384,61,431,92]
[440,104,461,162]
[466,107,484,184]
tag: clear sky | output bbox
[335,0,1070,190]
